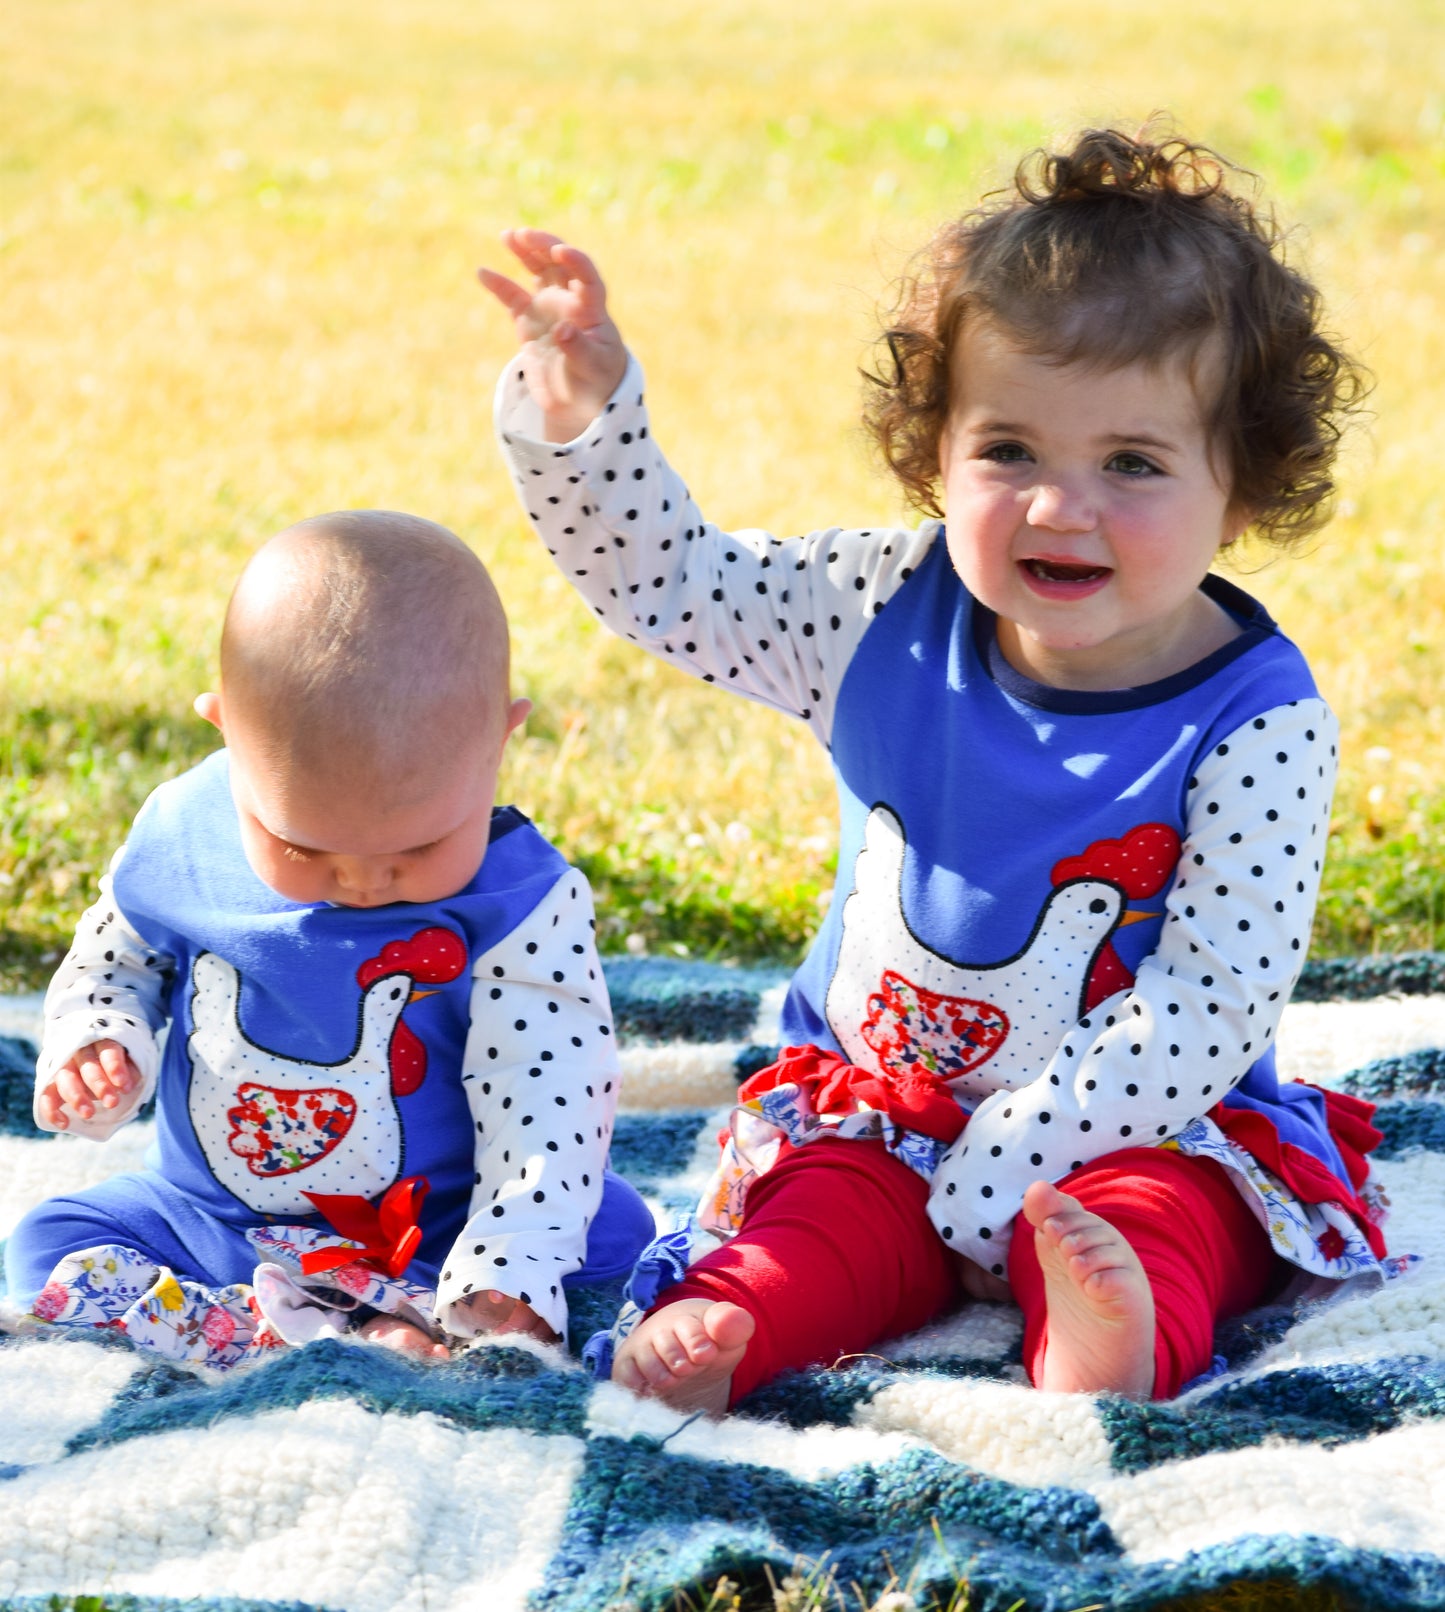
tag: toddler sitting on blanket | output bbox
[482,125,1389,1412]
[8,511,653,1368]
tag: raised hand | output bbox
[38,1038,141,1129]
[478,229,629,443]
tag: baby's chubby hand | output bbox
[38,1039,141,1130]
[478,229,628,444]
[455,1287,559,1343]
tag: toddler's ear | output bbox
[193,691,224,731]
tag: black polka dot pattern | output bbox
[497,356,1341,1284]
[36,869,169,1138]
[927,700,1339,1268]
[41,854,618,1349]
[430,872,621,1342]
[496,354,937,748]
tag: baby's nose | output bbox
[335,857,393,897]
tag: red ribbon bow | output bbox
[299,1176,430,1280]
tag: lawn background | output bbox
[2,0,1443,984]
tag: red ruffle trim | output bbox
[1208,1086,1386,1258]
[738,1044,968,1144]
[739,1049,1386,1258]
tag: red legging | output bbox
[651,1139,1281,1405]
[1009,1146,1282,1398]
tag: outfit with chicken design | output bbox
[12,751,652,1368]
[495,358,1387,1380]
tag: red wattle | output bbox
[1083,941,1135,1012]
[389,1020,428,1096]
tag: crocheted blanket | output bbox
[4,956,1445,1612]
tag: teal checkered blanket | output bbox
[4,957,1445,1612]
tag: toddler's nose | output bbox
[1026,478,1096,533]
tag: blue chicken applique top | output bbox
[35,750,622,1338]
[492,355,1387,1288]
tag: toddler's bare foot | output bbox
[611,1298,754,1416]
[1023,1180,1155,1399]
[358,1312,450,1362]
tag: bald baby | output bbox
[218,511,512,797]
[29,510,643,1365]
[195,510,530,910]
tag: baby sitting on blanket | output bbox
[9,510,653,1367]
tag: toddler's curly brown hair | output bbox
[862,125,1368,545]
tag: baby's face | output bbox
[937,321,1248,690]
[222,700,528,908]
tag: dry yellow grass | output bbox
[2,0,1443,975]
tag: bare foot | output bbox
[358,1312,451,1362]
[611,1299,755,1416]
[1023,1180,1155,1399]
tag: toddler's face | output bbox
[938,322,1249,691]
[217,699,529,908]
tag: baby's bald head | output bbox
[216,511,513,811]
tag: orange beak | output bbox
[1117,909,1157,927]
[408,988,439,1003]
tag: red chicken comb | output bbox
[355,926,469,989]
[355,926,469,1098]
[1051,823,1181,901]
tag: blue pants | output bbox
[5,1166,655,1305]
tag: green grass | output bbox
[2,0,1444,985]
[665,1562,1362,1610]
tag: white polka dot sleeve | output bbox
[36,861,171,1140]
[494,354,938,746]
[434,867,621,1341]
[928,699,1340,1276]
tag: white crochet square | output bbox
[0,1399,585,1612]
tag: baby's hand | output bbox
[956,1254,1012,1304]
[455,1287,559,1343]
[38,1039,141,1130]
[478,228,628,443]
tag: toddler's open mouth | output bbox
[1024,558,1111,583]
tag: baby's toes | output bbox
[1037,1208,1105,1257]
[1062,1232,1128,1279]
[632,1323,698,1389]
[670,1309,721,1367]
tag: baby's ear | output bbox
[193,691,224,731]
[1220,506,1254,549]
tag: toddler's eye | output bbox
[981,441,1031,464]
[1107,451,1159,477]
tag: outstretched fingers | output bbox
[500,226,570,279]
[476,264,536,320]
[545,242,609,327]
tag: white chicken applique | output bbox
[186,926,468,1215]
[825,806,1180,1101]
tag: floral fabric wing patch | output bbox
[227,1083,358,1176]
[861,970,1009,1079]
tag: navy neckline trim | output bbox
[970,573,1278,714]
[489,804,530,842]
